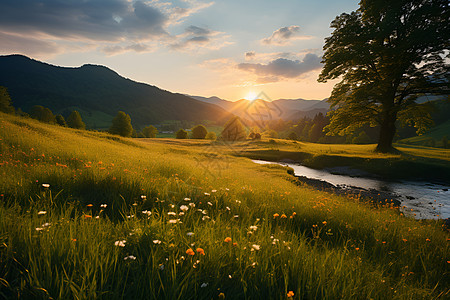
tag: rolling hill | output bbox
[0,55,231,129]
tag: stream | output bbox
[252,159,449,220]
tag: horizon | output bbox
[0,0,359,100]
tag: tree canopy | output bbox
[0,86,14,114]
[30,105,55,124]
[191,125,208,139]
[176,129,188,139]
[67,111,86,129]
[142,125,158,138]
[109,111,133,137]
[318,0,450,152]
[221,116,247,141]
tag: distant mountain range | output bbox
[0,55,231,129]
[189,95,330,120]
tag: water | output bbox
[253,160,450,219]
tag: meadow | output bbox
[0,112,449,299]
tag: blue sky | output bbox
[0,0,359,100]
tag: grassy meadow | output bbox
[0,112,449,299]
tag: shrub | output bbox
[142,125,158,138]
[176,129,188,139]
[221,117,247,141]
[205,132,217,140]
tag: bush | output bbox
[176,129,188,139]
[30,105,56,124]
[288,132,298,140]
[205,132,217,140]
[191,125,208,139]
[55,114,67,127]
[263,130,278,139]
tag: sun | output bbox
[244,91,258,101]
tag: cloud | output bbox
[261,26,312,46]
[0,0,214,56]
[237,53,322,82]
[170,25,231,51]
[102,43,152,55]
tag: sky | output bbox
[0,0,360,101]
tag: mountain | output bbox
[0,55,231,129]
[191,95,329,121]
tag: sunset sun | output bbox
[244,91,258,101]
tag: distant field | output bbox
[398,119,450,147]
[0,112,449,299]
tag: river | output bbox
[253,160,449,220]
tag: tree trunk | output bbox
[375,110,398,153]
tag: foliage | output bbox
[67,110,86,130]
[142,125,158,138]
[109,111,133,137]
[319,0,450,152]
[287,132,298,141]
[352,131,372,144]
[176,129,188,139]
[0,86,14,114]
[55,114,67,127]
[205,132,217,140]
[191,125,208,139]
[30,105,56,124]
[221,116,247,141]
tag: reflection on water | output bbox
[253,160,449,220]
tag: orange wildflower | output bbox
[83,214,92,219]
[287,291,294,297]
[196,248,205,255]
[426,238,431,242]
[186,248,195,256]
[87,204,93,208]
[402,239,407,242]
[273,213,280,218]
[322,221,327,225]
[224,237,232,243]
[281,214,287,219]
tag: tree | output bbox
[221,116,247,141]
[288,132,298,140]
[176,129,188,139]
[30,105,56,124]
[0,86,14,114]
[319,0,450,153]
[205,132,217,140]
[191,125,208,139]
[55,114,67,127]
[142,125,158,138]
[67,111,86,129]
[109,111,133,137]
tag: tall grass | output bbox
[0,113,448,299]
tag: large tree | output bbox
[319,0,449,152]
[0,86,15,114]
[67,111,86,129]
[109,111,133,137]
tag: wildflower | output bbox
[212,190,217,193]
[226,206,230,211]
[184,197,191,201]
[402,239,407,242]
[71,238,77,242]
[252,244,260,251]
[249,225,257,231]
[169,219,180,224]
[42,183,50,188]
[180,205,189,212]
[207,202,213,206]
[168,212,177,216]
[322,221,327,225]
[273,213,279,218]
[202,216,210,221]
[132,203,138,206]
[189,202,196,208]
[224,237,232,243]
[187,232,194,237]
[159,264,165,270]
[124,255,136,260]
[35,227,44,231]
[100,204,107,208]
[87,204,93,208]
[153,240,162,244]
[218,293,225,299]
[426,238,431,242]
[37,211,47,215]
[141,195,147,200]
[142,210,151,216]
[114,240,126,247]
[233,242,237,246]
[196,248,205,255]
[204,192,210,196]
[201,283,208,288]
[287,291,294,298]
[186,248,195,256]
[355,248,360,251]
[281,214,287,219]
[83,214,92,219]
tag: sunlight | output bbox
[244,91,258,101]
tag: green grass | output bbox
[398,119,450,147]
[0,112,449,299]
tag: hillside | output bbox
[0,55,231,129]
[0,112,448,299]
